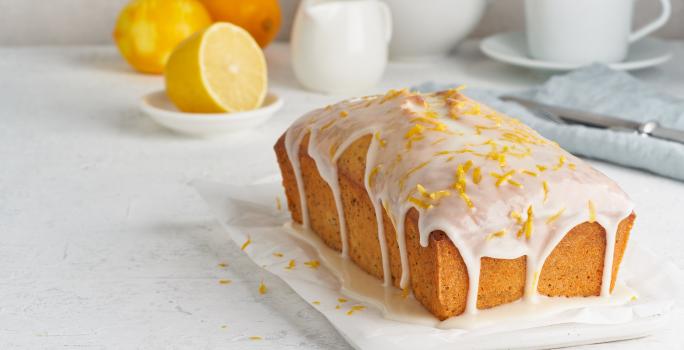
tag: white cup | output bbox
[291,0,392,94]
[525,0,671,64]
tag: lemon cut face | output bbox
[165,22,268,113]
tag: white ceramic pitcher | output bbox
[291,0,392,94]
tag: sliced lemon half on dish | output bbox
[164,22,267,113]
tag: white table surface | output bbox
[1,41,683,349]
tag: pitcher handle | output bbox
[629,0,671,43]
[378,2,393,44]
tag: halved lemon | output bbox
[164,22,267,113]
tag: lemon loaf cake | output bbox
[274,89,635,320]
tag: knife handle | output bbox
[641,121,684,144]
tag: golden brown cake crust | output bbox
[274,131,635,320]
[298,133,343,251]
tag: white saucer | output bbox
[139,90,283,136]
[480,32,672,71]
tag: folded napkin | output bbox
[415,64,684,181]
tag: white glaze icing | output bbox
[284,222,636,330]
[283,89,634,316]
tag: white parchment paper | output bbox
[193,179,682,350]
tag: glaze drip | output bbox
[283,89,634,315]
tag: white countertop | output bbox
[1,41,683,349]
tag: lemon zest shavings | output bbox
[458,191,474,209]
[404,124,425,139]
[475,124,498,135]
[374,132,387,147]
[401,286,410,299]
[552,155,566,170]
[304,260,320,269]
[414,183,451,205]
[410,116,441,126]
[455,164,467,192]
[462,160,474,173]
[516,205,534,239]
[429,190,451,201]
[416,184,429,197]
[588,200,597,223]
[320,118,337,131]
[490,170,515,187]
[546,208,565,225]
[346,305,366,315]
[285,259,296,270]
[369,165,381,187]
[241,237,252,251]
[380,89,406,103]
[486,230,507,241]
[408,196,433,209]
[507,179,523,188]
[399,160,431,190]
[472,167,482,184]
[543,181,549,203]
[510,210,523,224]
[450,163,474,209]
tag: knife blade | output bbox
[500,95,684,144]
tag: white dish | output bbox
[139,90,283,136]
[480,32,672,71]
[382,0,486,61]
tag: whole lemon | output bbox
[113,0,212,74]
[200,0,282,48]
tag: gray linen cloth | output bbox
[415,64,684,181]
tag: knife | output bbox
[500,95,684,145]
